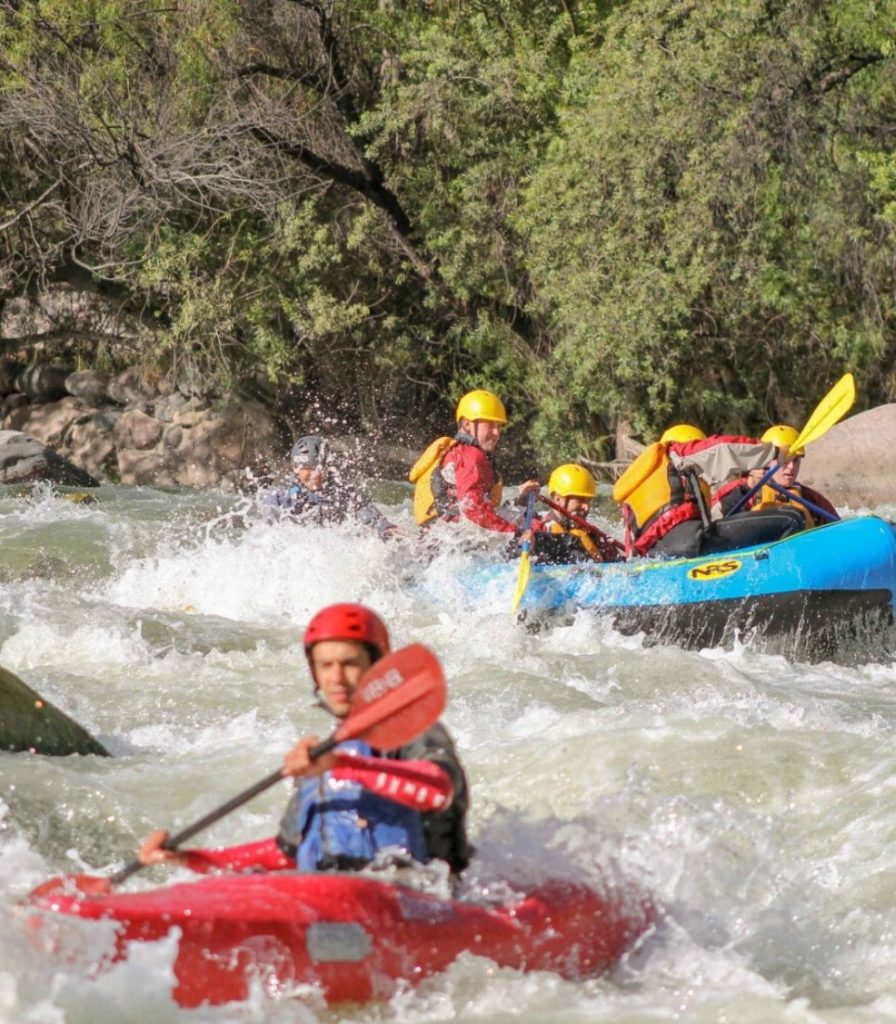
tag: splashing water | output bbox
[2,485,896,1022]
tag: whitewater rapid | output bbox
[2,484,896,1023]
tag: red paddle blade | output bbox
[28,873,112,903]
[336,643,446,751]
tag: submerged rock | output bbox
[0,665,109,756]
[0,429,100,487]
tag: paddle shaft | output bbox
[537,494,624,559]
[110,734,339,885]
[511,492,536,613]
[727,462,778,516]
[768,481,838,523]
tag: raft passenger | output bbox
[614,424,806,558]
[138,603,471,877]
[409,389,539,545]
[711,424,839,526]
[532,464,616,563]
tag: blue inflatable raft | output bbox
[466,516,896,657]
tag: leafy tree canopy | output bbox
[0,0,893,464]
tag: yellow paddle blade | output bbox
[511,549,531,613]
[791,372,856,452]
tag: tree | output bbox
[522,0,896,458]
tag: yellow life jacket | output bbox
[409,436,504,526]
[752,484,812,526]
[409,436,456,525]
[547,519,599,559]
[613,441,710,542]
[612,443,673,531]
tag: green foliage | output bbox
[0,0,894,463]
[522,0,896,456]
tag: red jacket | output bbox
[439,441,539,534]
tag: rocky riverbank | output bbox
[0,362,286,489]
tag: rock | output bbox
[107,367,151,405]
[1,393,29,418]
[801,404,896,509]
[117,448,179,487]
[0,360,24,395]
[64,413,120,479]
[0,664,109,756]
[155,374,177,397]
[0,430,100,486]
[65,369,110,404]
[15,365,72,401]
[5,396,88,449]
[162,424,183,449]
[171,397,209,428]
[113,409,163,450]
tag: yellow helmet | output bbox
[660,423,706,444]
[455,389,507,424]
[761,424,804,457]
[547,463,597,499]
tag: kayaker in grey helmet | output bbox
[267,434,399,540]
[138,603,471,877]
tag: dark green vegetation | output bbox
[1,1,893,461]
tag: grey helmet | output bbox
[290,435,328,468]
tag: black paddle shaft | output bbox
[110,735,338,885]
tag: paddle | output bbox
[726,372,856,517]
[511,492,536,613]
[536,493,625,560]
[30,643,446,898]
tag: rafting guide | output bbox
[410,388,540,545]
[137,603,471,879]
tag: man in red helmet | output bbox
[138,604,470,877]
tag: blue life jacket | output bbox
[278,740,429,871]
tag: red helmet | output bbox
[303,603,391,660]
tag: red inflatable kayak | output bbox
[27,870,653,1006]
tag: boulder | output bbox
[801,404,896,509]
[65,369,111,405]
[64,412,120,480]
[117,448,179,487]
[5,395,89,449]
[15,365,72,401]
[0,360,24,395]
[113,408,163,451]
[0,664,109,756]
[1,393,29,418]
[0,430,100,486]
[107,367,151,405]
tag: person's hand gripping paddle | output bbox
[28,643,446,900]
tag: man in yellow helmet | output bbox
[534,463,618,563]
[409,389,539,539]
[711,425,839,526]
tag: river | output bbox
[2,483,896,1023]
